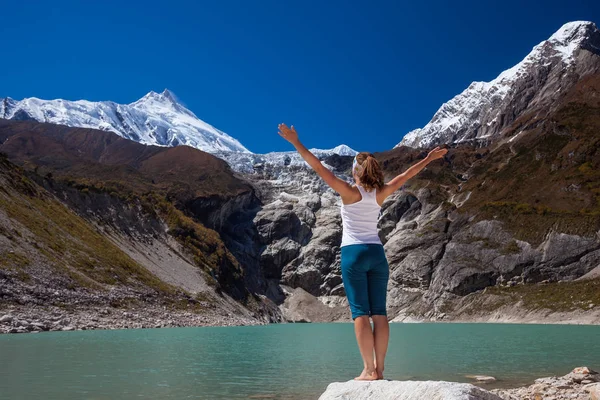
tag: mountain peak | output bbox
[330,144,358,156]
[133,89,180,107]
[546,21,599,61]
[307,144,358,156]
[549,21,597,43]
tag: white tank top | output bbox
[340,185,382,247]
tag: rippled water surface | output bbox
[1,323,599,399]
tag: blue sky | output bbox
[1,0,598,153]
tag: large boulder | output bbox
[386,229,446,289]
[427,220,538,296]
[260,238,302,279]
[280,287,348,322]
[253,202,311,245]
[281,261,325,295]
[426,221,600,297]
[531,232,600,281]
[319,380,502,400]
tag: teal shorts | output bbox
[341,244,389,320]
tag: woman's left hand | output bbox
[278,123,299,145]
[426,146,448,161]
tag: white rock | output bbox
[573,366,595,375]
[0,315,13,323]
[465,375,497,384]
[319,380,503,400]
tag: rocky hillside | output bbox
[0,158,261,332]
[0,124,285,333]
[0,118,357,325]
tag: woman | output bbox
[277,123,447,381]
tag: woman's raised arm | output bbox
[278,123,355,200]
[378,146,448,201]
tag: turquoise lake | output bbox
[1,323,599,399]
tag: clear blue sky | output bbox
[1,0,598,153]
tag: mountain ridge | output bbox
[0,89,251,154]
[396,20,600,149]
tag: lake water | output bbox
[1,323,599,399]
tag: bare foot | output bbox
[354,368,378,381]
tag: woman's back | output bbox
[340,185,382,247]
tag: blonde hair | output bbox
[353,152,384,192]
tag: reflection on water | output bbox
[0,323,599,399]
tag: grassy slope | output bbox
[490,278,600,312]
[0,154,177,295]
[459,75,600,245]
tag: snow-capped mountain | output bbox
[321,144,358,156]
[0,89,358,173]
[397,21,600,148]
[0,89,250,153]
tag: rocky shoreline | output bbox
[0,304,262,334]
[490,367,600,400]
[3,301,600,335]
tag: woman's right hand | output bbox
[426,146,448,161]
[278,123,299,145]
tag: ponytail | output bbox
[353,152,384,191]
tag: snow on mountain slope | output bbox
[216,145,358,174]
[396,21,600,148]
[0,89,250,153]
[323,144,358,156]
[0,90,359,174]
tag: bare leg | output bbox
[353,316,377,380]
[372,315,389,380]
